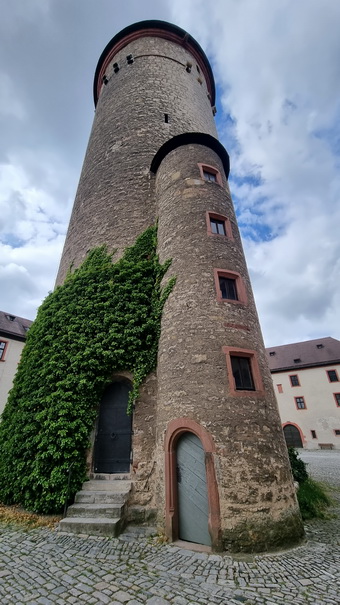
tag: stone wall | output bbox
[153,143,303,550]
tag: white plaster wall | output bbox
[0,339,24,416]
[272,365,340,449]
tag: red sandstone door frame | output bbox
[164,418,222,550]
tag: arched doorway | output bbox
[176,432,211,546]
[164,418,221,550]
[283,423,303,448]
[94,379,132,473]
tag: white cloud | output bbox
[169,0,340,345]
[0,158,72,319]
[1,0,339,347]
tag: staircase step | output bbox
[67,503,124,518]
[90,473,130,481]
[75,491,127,504]
[59,516,122,536]
[82,480,131,493]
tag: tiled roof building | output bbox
[266,337,340,449]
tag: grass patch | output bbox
[297,478,332,520]
[0,504,61,529]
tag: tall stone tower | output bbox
[57,21,303,551]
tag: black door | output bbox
[94,380,132,473]
[283,424,303,448]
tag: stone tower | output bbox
[56,21,303,551]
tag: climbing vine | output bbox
[0,226,175,514]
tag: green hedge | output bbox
[0,226,175,514]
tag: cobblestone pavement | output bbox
[0,451,339,605]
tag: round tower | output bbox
[56,20,304,551]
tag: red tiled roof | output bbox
[266,337,340,372]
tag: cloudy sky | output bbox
[1,0,339,347]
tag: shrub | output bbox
[288,447,308,484]
[297,478,332,520]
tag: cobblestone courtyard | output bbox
[0,450,339,605]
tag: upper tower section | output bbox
[93,20,216,108]
[56,21,220,284]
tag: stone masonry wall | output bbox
[56,36,217,285]
[153,143,303,550]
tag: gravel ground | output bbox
[299,449,340,488]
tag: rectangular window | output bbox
[206,212,233,239]
[210,218,226,235]
[198,163,222,186]
[277,384,283,393]
[290,374,300,387]
[223,346,264,396]
[219,276,238,301]
[311,430,317,439]
[231,356,255,391]
[334,393,340,407]
[335,430,340,436]
[214,269,247,305]
[327,369,339,382]
[295,396,306,409]
[203,170,217,182]
[0,341,7,361]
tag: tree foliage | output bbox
[0,226,175,514]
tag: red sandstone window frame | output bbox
[198,163,223,186]
[214,269,247,305]
[294,396,307,410]
[206,211,233,239]
[333,393,340,407]
[326,369,339,383]
[0,340,8,361]
[289,374,300,387]
[223,346,264,397]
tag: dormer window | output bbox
[269,351,275,356]
[316,344,324,349]
[294,358,301,363]
[6,315,15,322]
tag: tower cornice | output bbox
[93,20,216,107]
[151,133,230,179]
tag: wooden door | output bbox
[283,424,303,448]
[94,380,132,473]
[176,432,211,546]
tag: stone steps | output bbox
[81,479,131,492]
[59,516,123,536]
[66,502,124,518]
[59,478,132,536]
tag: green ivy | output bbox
[0,226,175,514]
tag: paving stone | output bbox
[0,452,339,605]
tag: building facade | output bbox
[267,337,340,450]
[0,311,32,416]
[56,20,303,551]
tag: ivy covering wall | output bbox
[0,226,175,514]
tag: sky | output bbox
[1,0,340,347]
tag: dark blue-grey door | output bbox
[176,432,211,546]
[94,380,132,473]
[283,424,303,448]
